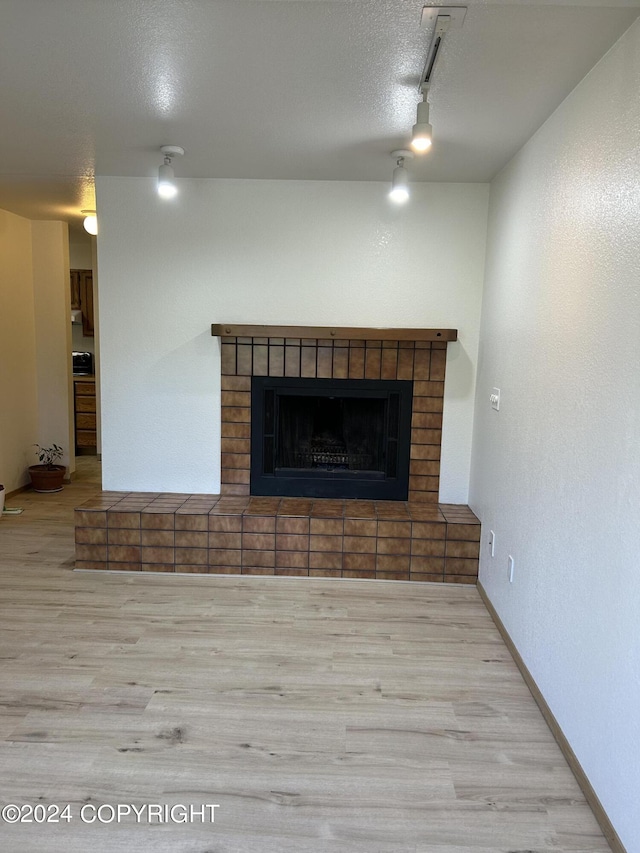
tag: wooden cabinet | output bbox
[74,379,97,451]
[70,269,94,337]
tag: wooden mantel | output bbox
[211,324,457,342]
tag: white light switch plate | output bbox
[490,388,500,410]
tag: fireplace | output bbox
[250,377,412,500]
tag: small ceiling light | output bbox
[158,145,185,199]
[411,84,433,153]
[81,210,98,235]
[389,150,413,204]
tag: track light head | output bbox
[410,86,433,153]
[389,149,413,204]
[81,210,98,235]
[158,145,185,199]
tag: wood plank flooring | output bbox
[0,460,610,852]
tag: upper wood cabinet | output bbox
[70,269,94,337]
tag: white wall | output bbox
[470,19,640,853]
[96,178,489,497]
[0,209,37,492]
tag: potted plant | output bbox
[29,444,66,493]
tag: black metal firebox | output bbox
[250,377,412,500]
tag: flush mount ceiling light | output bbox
[81,210,98,235]
[158,145,185,199]
[411,6,467,153]
[389,150,413,204]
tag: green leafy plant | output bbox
[34,444,64,470]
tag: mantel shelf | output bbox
[211,324,457,342]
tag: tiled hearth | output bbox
[76,326,480,584]
[75,494,480,583]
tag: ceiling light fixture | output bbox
[158,145,185,199]
[411,84,433,153]
[81,210,98,235]
[389,150,413,204]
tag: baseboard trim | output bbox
[6,483,31,499]
[477,581,625,853]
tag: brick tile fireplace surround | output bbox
[75,326,480,584]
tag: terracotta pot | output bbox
[28,465,66,493]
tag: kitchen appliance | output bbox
[72,351,94,375]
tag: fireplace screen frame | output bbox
[250,376,413,500]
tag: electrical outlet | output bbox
[508,555,514,583]
[489,530,495,557]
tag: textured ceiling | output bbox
[0,0,638,234]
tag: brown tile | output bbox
[276,517,309,534]
[209,531,242,549]
[364,347,382,379]
[107,511,141,529]
[309,569,342,578]
[411,444,442,461]
[75,527,107,545]
[221,453,251,470]
[208,565,242,575]
[413,395,444,413]
[343,535,376,554]
[310,534,343,552]
[76,544,107,561]
[410,573,444,583]
[276,533,309,551]
[375,502,411,520]
[412,538,445,556]
[342,569,375,580]
[311,500,344,518]
[409,475,440,492]
[412,521,446,539]
[221,343,236,374]
[413,380,445,397]
[309,552,343,570]
[75,510,107,528]
[243,516,276,533]
[273,568,308,577]
[221,469,250,485]
[236,344,252,375]
[242,532,275,550]
[75,560,107,571]
[208,548,242,566]
[276,551,309,569]
[209,514,242,532]
[253,344,269,376]
[221,390,251,408]
[268,345,284,376]
[175,564,209,574]
[221,421,251,439]
[410,460,440,477]
[141,511,175,529]
[376,571,409,581]
[221,375,251,391]
[413,347,431,380]
[242,566,275,576]
[175,514,209,531]
[343,501,377,519]
[108,562,141,572]
[397,347,414,380]
[377,521,411,538]
[408,491,439,504]
[141,546,175,564]
[242,551,275,568]
[285,345,301,377]
[445,540,480,559]
[246,497,280,514]
[301,346,317,378]
[445,574,476,585]
[222,406,251,423]
[175,547,208,565]
[220,484,250,496]
[142,563,175,573]
[380,347,398,380]
[376,555,410,572]
[141,530,174,547]
[348,347,365,379]
[310,518,343,536]
[343,553,375,571]
[285,338,301,346]
[447,523,482,541]
[175,531,208,548]
[377,537,411,555]
[411,426,442,444]
[411,556,445,573]
[277,498,314,517]
[332,347,348,379]
[430,347,446,381]
[317,346,333,378]
[109,545,142,562]
[445,557,479,576]
[107,528,141,546]
[343,519,376,537]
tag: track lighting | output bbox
[81,210,98,235]
[411,84,433,153]
[389,150,413,204]
[158,145,185,199]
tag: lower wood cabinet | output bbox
[74,379,97,451]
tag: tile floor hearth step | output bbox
[75,495,480,583]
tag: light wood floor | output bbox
[0,459,609,852]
